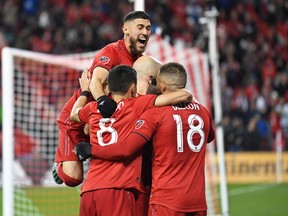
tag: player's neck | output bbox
[112,93,133,103]
[137,82,149,96]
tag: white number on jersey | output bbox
[97,118,118,146]
[173,114,205,152]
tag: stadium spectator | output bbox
[52,10,152,187]
[0,0,287,151]
[70,64,192,216]
[242,115,262,151]
[279,99,288,150]
[223,116,245,152]
[76,62,214,215]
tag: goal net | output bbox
[1,35,220,215]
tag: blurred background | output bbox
[0,0,287,152]
[0,0,287,215]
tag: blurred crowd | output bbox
[0,0,287,151]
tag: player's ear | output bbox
[129,83,137,97]
[161,86,167,93]
[147,75,154,84]
[159,82,166,93]
[122,24,129,35]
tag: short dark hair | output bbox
[108,65,137,93]
[124,11,151,23]
[159,62,187,88]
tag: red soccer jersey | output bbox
[57,39,137,125]
[92,102,215,212]
[136,102,215,212]
[89,39,137,73]
[77,94,157,194]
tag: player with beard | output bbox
[53,11,152,188]
[70,65,192,215]
[76,63,214,216]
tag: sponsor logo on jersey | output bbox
[72,147,77,155]
[135,120,145,129]
[99,56,110,64]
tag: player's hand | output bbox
[79,69,91,92]
[83,124,89,135]
[97,95,117,118]
[75,142,92,161]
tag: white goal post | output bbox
[2,47,95,216]
[1,35,220,216]
[2,47,14,216]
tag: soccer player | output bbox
[70,64,192,216]
[132,55,163,216]
[53,11,152,186]
[77,62,215,216]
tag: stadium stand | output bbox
[0,0,287,152]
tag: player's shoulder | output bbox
[119,94,156,107]
[137,94,157,99]
[136,94,157,103]
[84,101,97,110]
[196,102,210,113]
[192,102,213,118]
[120,96,142,105]
[103,39,124,51]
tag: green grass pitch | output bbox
[0,186,81,216]
[0,184,288,215]
[228,183,288,216]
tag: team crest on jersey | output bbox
[99,56,110,64]
[135,120,145,129]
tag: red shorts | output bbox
[80,189,136,216]
[135,192,150,216]
[55,121,89,163]
[149,204,207,216]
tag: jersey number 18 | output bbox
[173,114,205,153]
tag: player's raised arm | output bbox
[154,88,192,106]
[70,70,91,123]
[89,67,109,100]
[89,66,118,118]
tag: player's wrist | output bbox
[75,142,92,161]
[96,95,107,102]
[91,145,97,157]
[81,90,90,97]
[97,95,117,118]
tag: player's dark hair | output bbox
[108,65,137,93]
[124,11,151,23]
[159,62,187,88]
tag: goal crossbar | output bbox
[1,35,220,215]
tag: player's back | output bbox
[80,94,157,194]
[141,101,215,212]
